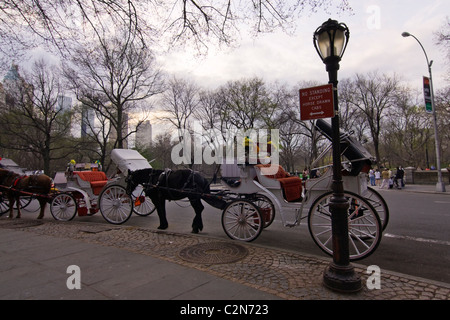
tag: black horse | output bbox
[126,168,225,233]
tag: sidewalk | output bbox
[1,210,449,301]
[385,183,450,194]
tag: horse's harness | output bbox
[132,168,202,199]
[0,171,40,192]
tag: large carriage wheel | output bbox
[99,184,133,225]
[361,187,389,231]
[132,186,156,216]
[221,200,263,242]
[308,191,382,261]
[50,193,77,221]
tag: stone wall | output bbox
[404,167,450,185]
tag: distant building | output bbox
[57,95,72,112]
[2,63,33,109]
[81,104,95,138]
[3,63,21,82]
[136,120,152,148]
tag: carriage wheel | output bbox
[252,194,275,228]
[0,193,33,215]
[361,187,389,231]
[99,185,133,225]
[50,193,77,221]
[14,196,33,210]
[308,191,382,261]
[221,200,263,242]
[132,186,156,216]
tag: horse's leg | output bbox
[189,198,204,234]
[154,198,168,230]
[7,194,14,219]
[37,198,46,219]
[15,197,21,218]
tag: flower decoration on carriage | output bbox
[94,160,102,171]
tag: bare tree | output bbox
[0,0,350,64]
[434,16,450,81]
[64,27,164,153]
[158,76,199,132]
[344,72,401,164]
[217,77,271,131]
[382,88,432,167]
[0,60,75,174]
[0,0,151,60]
[338,77,370,141]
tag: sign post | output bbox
[423,76,433,113]
[299,84,335,121]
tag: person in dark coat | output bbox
[394,166,405,189]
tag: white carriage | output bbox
[218,119,388,261]
[50,149,155,224]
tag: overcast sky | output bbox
[5,0,447,141]
[158,0,449,93]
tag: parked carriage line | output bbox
[0,120,388,261]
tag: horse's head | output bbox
[0,168,16,185]
[125,168,155,195]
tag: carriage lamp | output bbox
[313,19,362,292]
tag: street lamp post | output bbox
[313,19,362,292]
[402,32,446,192]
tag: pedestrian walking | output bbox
[394,166,405,189]
[369,168,376,186]
[380,168,390,189]
[375,168,381,187]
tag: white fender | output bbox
[67,187,91,209]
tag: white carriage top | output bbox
[111,149,152,174]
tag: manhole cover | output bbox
[179,242,249,264]
[0,219,44,229]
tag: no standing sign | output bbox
[299,84,335,121]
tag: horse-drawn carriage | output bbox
[0,149,155,225]
[217,119,388,261]
[125,119,388,261]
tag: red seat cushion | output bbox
[278,177,302,202]
[255,164,302,201]
[73,171,108,195]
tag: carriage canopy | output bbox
[315,119,374,175]
[111,149,152,174]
